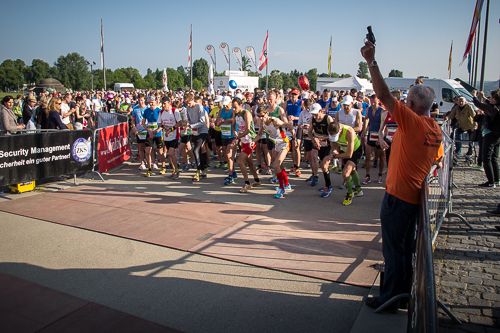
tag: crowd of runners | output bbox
[102,85,409,206]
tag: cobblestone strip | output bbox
[434,165,500,333]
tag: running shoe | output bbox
[251,181,262,187]
[275,188,285,199]
[289,167,296,174]
[204,168,210,173]
[275,184,292,191]
[339,182,346,189]
[478,182,496,188]
[295,168,301,177]
[265,168,273,175]
[269,176,278,184]
[214,162,223,169]
[321,186,332,198]
[307,162,310,168]
[337,168,342,174]
[223,163,228,171]
[201,170,207,178]
[224,176,235,185]
[362,175,371,185]
[152,163,159,170]
[311,176,319,186]
[373,161,378,168]
[192,172,200,182]
[377,175,383,184]
[240,184,252,193]
[138,162,146,170]
[353,187,364,197]
[343,193,353,206]
[159,168,167,175]
[232,172,238,179]
[144,170,153,177]
[382,167,388,174]
[171,172,180,180]
[305,175,313,182]
[329,165,336,171]
[181,164,190,173]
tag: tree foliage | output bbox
[54,52,91,91]
[192,58,209,87]
[357,61,370,80]
[0,59,26,91]
[388,69,403,78]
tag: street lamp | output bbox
[87,61,96,91]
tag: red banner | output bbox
[97,123,131,173]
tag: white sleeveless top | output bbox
[338,109,358,129]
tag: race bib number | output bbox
[319,140,328,147]
[138,131,147,140]
[192,127,199,135]
[386,128,397,142]
[220,124,231,137]
[369,131,379,141]
[165,128,176,140]
[148,122,158,130]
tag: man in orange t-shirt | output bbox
[361,41,443,313]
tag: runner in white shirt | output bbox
[158,96,182,179]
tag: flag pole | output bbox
[448,41,453,79]
[474,15,481,88]
[101,19,106,90]
[265,30,268,92]
[190,24,193,90]
[479,0,490,92]
[470,34,475,85]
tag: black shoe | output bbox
[487,210,500,216]
[365,297,398,314]
[478,182,496,188]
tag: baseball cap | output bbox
[309,103,322,114]
[214,95,223,103]
[161,96,171,103]
[342,95,353,105]
[27,96,36,102]
[291,88,299,95]
[125,98,131,103]
[221,96,232,106]
[235,93,244,100]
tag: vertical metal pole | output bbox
[469,34,475,85]
[102,19,106,90]
[91,64,94,91]
[474,15,481,89]
[190,25,193,90]
[265,30,268,92]
[479,0,490,92]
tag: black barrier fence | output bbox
[96,111,128,129]
[0,130,93,187]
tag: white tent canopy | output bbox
[322,76,373,93]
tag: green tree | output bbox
[268,70,283,90]
[54,52,91,90]
[177,66,189,86]
[281,72,294,90]
[144,68,155,89]
[192,58,209,87]
[192,78,202,91]
[25,59,50,85]
[241,55,251,72]
[305,68,318,91]
[0,59,25,91]
[357,61,370,80]
[166,68,184,90]
[388,69,403,78]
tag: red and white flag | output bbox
[187,26,192,69]
[258,32,268,71]
[461,0,484,65]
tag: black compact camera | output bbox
[366,26,376,45]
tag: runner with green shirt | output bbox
[209,96,224,168]
[234,97,261,193]
[265,90,288,184]
[327,121,364,206]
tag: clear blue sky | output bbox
[1,0,499,82]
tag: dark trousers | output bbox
[482,133,500,184]
[379,192,419,308]
[454,128,473,155]
[192,133,208,171]
[477,131,483,166]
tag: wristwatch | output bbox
[368,60,378,68]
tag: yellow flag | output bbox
[328,36,332,76]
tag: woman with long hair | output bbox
[1,95,25,135]
[46,97,68,130]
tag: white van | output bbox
[114,83,135,93]
[384,78,474,116]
